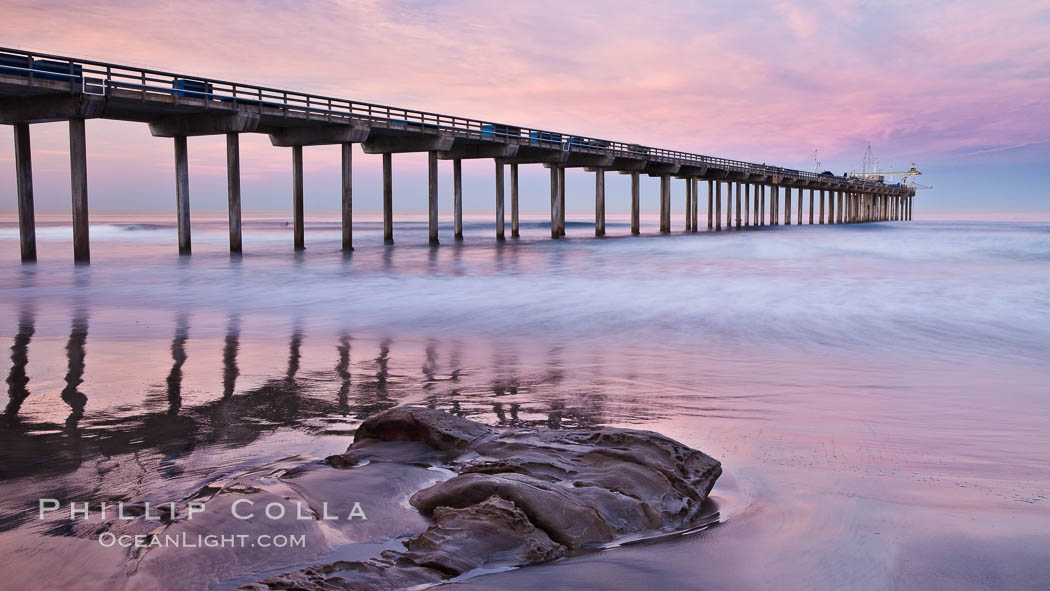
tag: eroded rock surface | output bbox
[245,406,721,590]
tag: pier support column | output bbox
[836,191,843,223]
[684,178,692,232]
[753,183,759,226]
[595,168,606,237]
[383,153,393,243]
[453,159,463,239]
[760,185,765,226]
[715,182,722,231]
[511,163,519,238]
[495,158,505,241]
[692,178,699,232]
[659,174,670,233]
[292,145,305,250]
[735,182,742,228]
[173,134,189,257]
[341,142,353,251]
[14,122,36,262]
[558,167,566,236]
[631,172,640,235]
[550,167,559,238]
[226,133,242,253]
[707,180,713,229]
[744,183,750,227]
[429,151,440,244]
[828,190,834,224]
[797,187,803,224]
[819,190,825,224]
[772,185,781,225]
[726,182,733,229]
[785,186,792,225]
[809,189,814,224]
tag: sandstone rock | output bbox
[243,406,721,590]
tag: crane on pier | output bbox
[845,145,930,189]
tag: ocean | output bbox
[1,212,1048,590]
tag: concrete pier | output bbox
[341,142,352,251]
[173,134,189,256]
[595,168,605,236]
[430,151,440,244]
[511,163,519,238]
[453,159,463,239]
[226,133,242,253]
[631,172,640,235]
[0,47,915,260]
[13,122,35,262]
[383,153,393,243]
[292,145,305,250]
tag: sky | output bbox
[0,0,1048,216]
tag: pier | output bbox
[0,47,915,263]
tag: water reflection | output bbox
[3,305,33,425]
[336,333,351,416]
[165,312,189,415]
[60,311,88,429]
[222,313,240,399]
[0,306,758,517]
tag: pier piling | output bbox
[226,133,242,253]
[292,145,305,250]
[511,163,519,238]
[495,158,505,241]
[685,178,693,232]
[707,180,714,230]
[453,159,463,240]
[430,151,440,244]
[341,142,352,251]
[659,174,670,233]
[173,134,189,256]
[558,167,566,236]
[743,183,751,227]
[631,172,640,235]
[14,122,35,262]
[595,168,605,237]
[715,182,722,231]
[383,153,393,243]
[550,167,559,238]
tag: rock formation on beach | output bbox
[242,406,722,590]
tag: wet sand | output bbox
[1,214,1048,589]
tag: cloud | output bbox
[1,0,1047,212]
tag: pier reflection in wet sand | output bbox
[0,218,1048,590]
